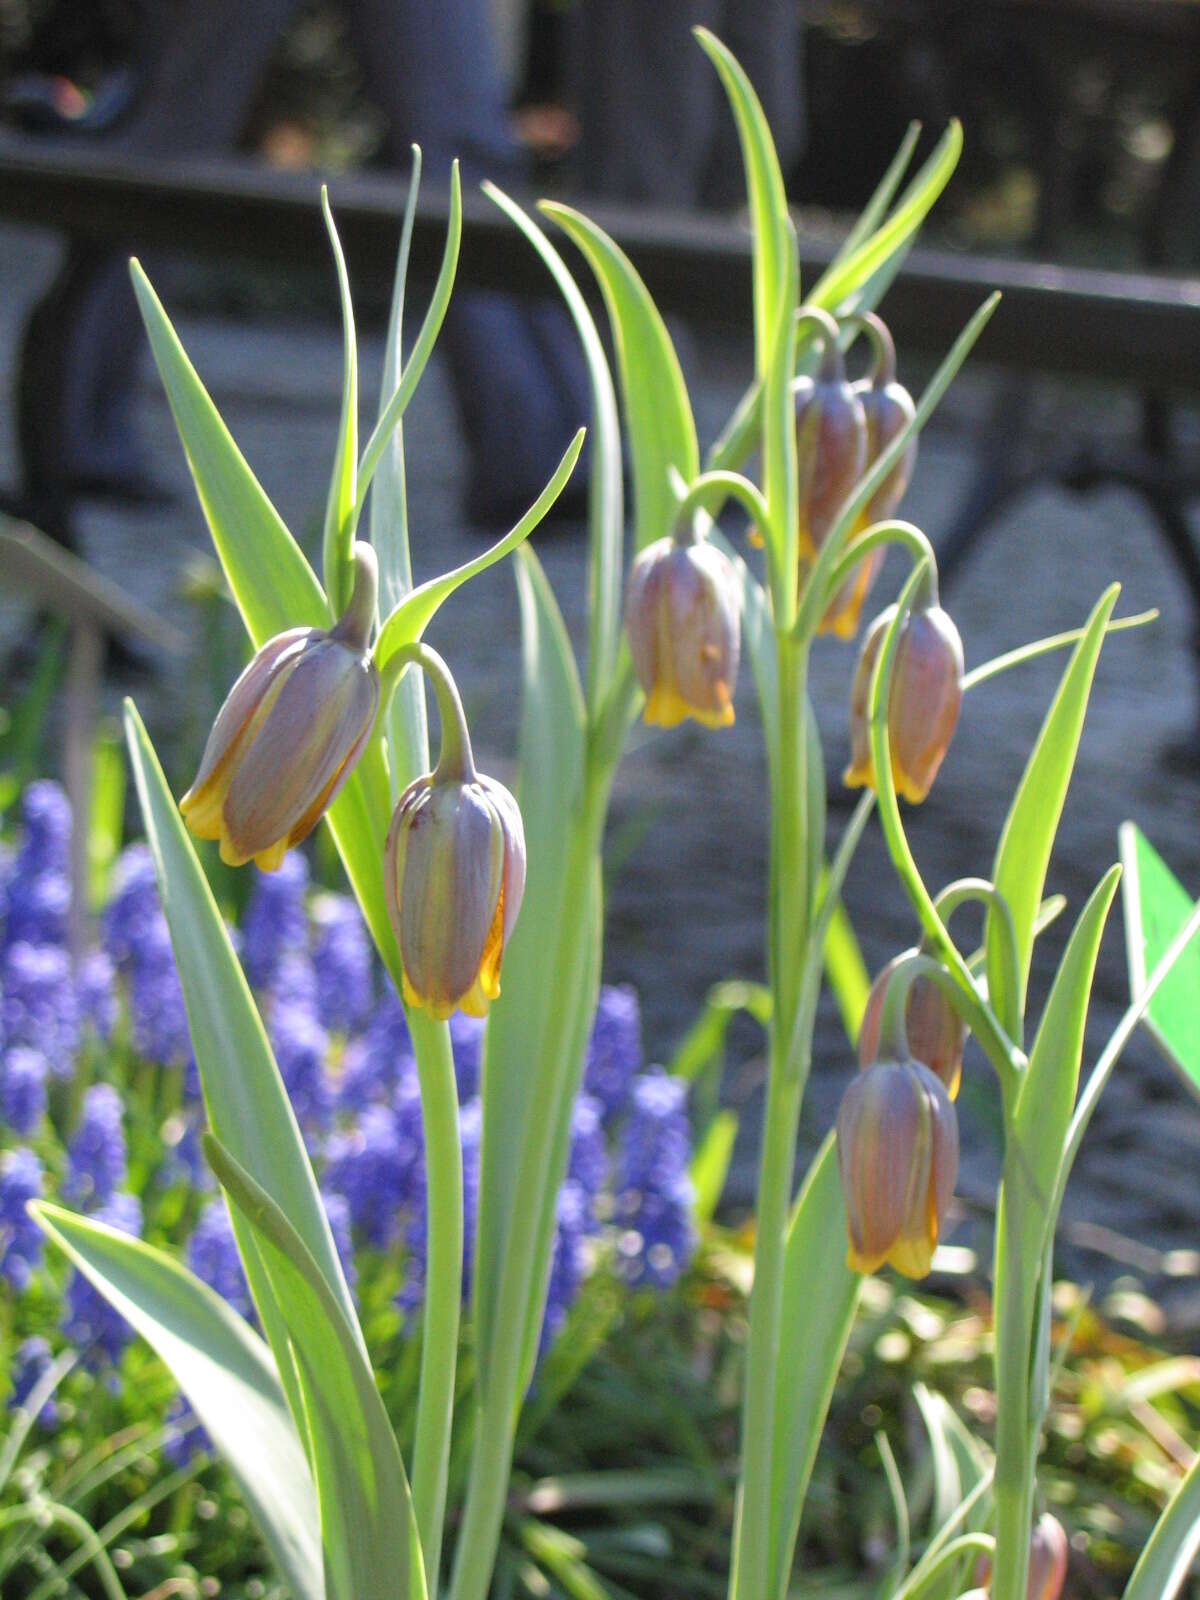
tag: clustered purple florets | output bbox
[1,782,697,1451]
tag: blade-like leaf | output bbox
[768,1135,861,1600]
[206,1137,426,1600]
[541,202,698,553]
[123,704,358,1396]
[986,585,1119,1033]
[374,431,586,674]
[32,1202,322,1600]
[475,545,587,1378]
[375,147,431,797]
[690,1111,738,1225]
[1123,1451,1200,1600]
[131,261,329,638]
[694,26,791,374]
[321,189,359,614]
[483,182,624,720]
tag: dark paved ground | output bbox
[4,221,1199,1329]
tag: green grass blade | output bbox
[206,1136,427,1600]
[475,544,587,1378]
[321,189,359,615]
[768,1135,861,1600]
[986,585,1119,1035]
[693,27,791,374]
[131,261,330,637]
[541,202,698,553]
[1122,1451,1200,1600]
[374,431,586,673]
[483,183,624,721]
[32,1202,322,1600]
[123,702,359,1389]
[690,1111,738,1225]
[822,891,871,1046]
[833,123,921,266]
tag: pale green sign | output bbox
[1119,822,1200,1098]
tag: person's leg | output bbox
[345,0,591,524]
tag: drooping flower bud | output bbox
[625,528,741,729]
[858,952,967,1099]
[383,646,525,1020]
[794,310,867,560]
[181,546,380,871]
[843,594,963,804]
[973,1513,1068,1600]
[820,313,917,639]
[836,1055,958,1278]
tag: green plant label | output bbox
[1120,822,1200,1096]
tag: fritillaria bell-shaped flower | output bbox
[385,650,525,1021]
[858,952,967,1099]
[181,546,380,871]
[625,522,741,729]
[820,313,918,639]
[973,1513,1068,1600]
[794,310,867,560]
[836,1055,958,1278]
[843,590,964,804]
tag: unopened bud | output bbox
[181,547,380,871]
[385,769,526,1020]
[973,1514,1068,1600]
[794,315,867,559]
[843,597,963,803]
[836,1055,958,1278]
[858,953,966,1099]
[625,532,741,729]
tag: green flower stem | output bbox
[328,540,379,653]
[821,519,936,613]
[991,1181,1037,1600]
[893,1533,994,1600]
[867,559,1023,1096]
[450,781,609,1600]
[731,629,810,1600]
[0,1503,128,1600]
[931,878,1022,1047]
[673,470,771,537]
[381,642,476,784]
[404,1004,463,1598]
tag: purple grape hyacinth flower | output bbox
[335,988,414,1113]
[1,942,79,1077]
[324,1079,426,1251]
[448,1013,485,1103]
[612,1070,696,1290]
[242,853,309,992]
[66,1083,127,1207]
[162,1394,210,1467]
[0,1147,44,1289]
[584,985,642,1121]
[128,916,191,1071]
[76,949,117,1042]
[1,1046,49,1135]
[62,1192,142,1365]
[9,1335,60,1428]
[101,845,161,972]
[311,893,372,1033]
[269,1005,334,1135]
[187,1197,253,1321]
[15,781,72,877]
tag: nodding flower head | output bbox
[181,546,379,871]
[973,1513,1068,1600]
[843,595,963,804]
[383,645,525,1021]
[858,953,967,1099]
[794,313,867,560]
[836,1055,958,1279]
[385,772,525,1020]
[819,315,916,640]
[625,528,741,729]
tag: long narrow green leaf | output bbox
[374,431,585,674]
[1123,1451,1200,1600]
[206,1137,426,1600]
[475,544,587,1378]
[131,261,329,637]
[690,1111,738,1225]
[768,1136,861,1600]
[375,146,431,796]
[1017,864,1122,1259]
[833,123,921,266]
[694,26,791,374]
[32,1202,322,1600]
[986,586,1119,1033]
[541,202,698,553]
[321,189,359,614]
[808,121,963,316]
[123,703,359,1398]
[483,183,624,720]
